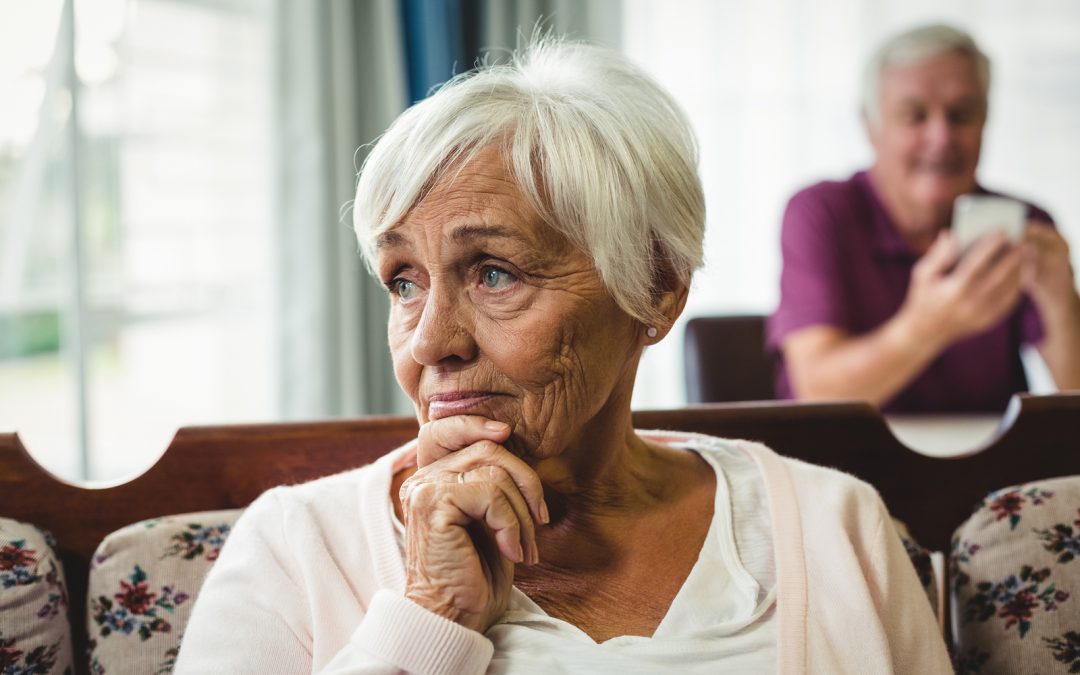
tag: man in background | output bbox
[767,23,1080,412]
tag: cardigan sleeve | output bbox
[864,493,953,674]
[770,451,953,674]
[320,591,492,674]
[174,490,492,675]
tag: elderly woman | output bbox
[176,40,949,673]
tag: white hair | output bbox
[861,24,991,128]
[352,37,705,326]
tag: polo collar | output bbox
[855,170,917,259]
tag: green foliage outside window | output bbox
[0,312,61,360]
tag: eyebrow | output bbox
[375,230,408,251]
[447,223,532,246]
[896,94,982,107]
[375,223,533,250]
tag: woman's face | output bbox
[375,146,642,461]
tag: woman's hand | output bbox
[399,415,549,633]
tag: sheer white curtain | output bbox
[0,0,282,480]
[623,0,1080,409]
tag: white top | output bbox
[467,436,777,673]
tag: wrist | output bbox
[406,583,464,622]
[1034,287,1080,328]
[890,305,949,358]
[357,591,494,674]
[405,584,487,633]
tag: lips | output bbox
[914,158,964,174]
[426,391,500,420]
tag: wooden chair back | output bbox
[684,314,775,403]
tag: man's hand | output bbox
[899,230,1024,348]
[1022,221,1078,314]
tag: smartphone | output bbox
[951,195,1026,250]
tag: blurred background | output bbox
[2,0,1078,482]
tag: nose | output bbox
[923,112,953,151]
[409,285,478,367]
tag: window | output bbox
[0,0,276,481]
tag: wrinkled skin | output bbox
[375,145,687,634]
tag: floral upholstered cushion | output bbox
[0,517,74,674]
[87,509,241,675]
[951,477,1080,674]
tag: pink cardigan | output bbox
[175,434,952,674]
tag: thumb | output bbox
[918,230,961,277]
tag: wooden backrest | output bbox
[684,314,775,403]
[7,395,1080,557]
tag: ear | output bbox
[861,108,881,151]
[647,277,689,342]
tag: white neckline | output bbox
[499,441,766,644]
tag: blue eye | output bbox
[393,278,418,300]
[481,266,515,289]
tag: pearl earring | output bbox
[646,326,658,338]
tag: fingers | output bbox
[417,415,510,466]
[453,465,539,564]
[404,471,533,564]
[448,443,549,526]
[1021,222,1076,304]
[404,422,550,568]
[449,483,526,563]
[1023,221,1069,259]
[407,440,548,532]
[1025,219,1057,239]
[915,230,962,279]
[417,416,548,526]
[909,231,1022,340]
[954,231,1014,280]
[969,245,1023,313]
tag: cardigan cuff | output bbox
[353,589,493,675]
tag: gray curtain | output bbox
[274,0,411,418]
[482,0,622,50]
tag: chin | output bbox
[912,174,972,210]
[505,433,546,459]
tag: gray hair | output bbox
[352,38,705,326]
[861,24,991,128]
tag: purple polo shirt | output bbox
[767,170,1049,413]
